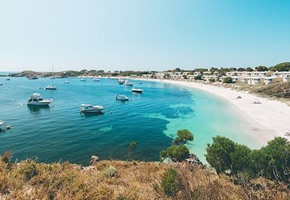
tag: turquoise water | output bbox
[0,77,262,165]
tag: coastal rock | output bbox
[90,155,100,165]
[185,154,203,167]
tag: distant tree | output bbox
[97,70,105,74]
[80,69,88,75]
[164,73,170,79]
[174,68,181,72]
[182,75,188,79]
[223,77,233,83]
[194,68,208,75]
[269,62,290,72]
[188,71,194,75]
[194,75,203,80]
[237,68,246,72]
[246,67,254,72]
[255,66,268,71]
[210,67,219,75]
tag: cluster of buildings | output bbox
[150,71,290,85]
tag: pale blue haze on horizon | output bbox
[0,0,290,72]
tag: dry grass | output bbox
[237,82,290,101]
[0,157,289,200]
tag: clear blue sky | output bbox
[0,0,290,72]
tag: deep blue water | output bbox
[0,77,263,165]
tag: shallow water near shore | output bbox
[0,77,262,164]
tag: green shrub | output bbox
[161,168,181,197]
[1,151,12,164]
[19,160,39,181]
[223,77,233,83]
[194,75,203,80]
[103,166,117,177]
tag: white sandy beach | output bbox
[139,78,290,144]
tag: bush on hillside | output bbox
[223,77,233,83]
[161,168,181,197]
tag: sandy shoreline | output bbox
[137,78,290,144]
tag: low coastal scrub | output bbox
[238,82,290,99]
[1,135,289,199]
[0,156,289,199]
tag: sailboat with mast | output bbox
[45,66,57,90]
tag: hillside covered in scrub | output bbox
[0,154,289,199]
[238,82,290,100]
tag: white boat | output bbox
[45,84,57,90]
[131,88,143,93]
[116,95,129,101]
[118,79,125,85]
[80,104,104,113]
[93,78,100,82]
[27,93,52,106]
[64,81,69,84]
[0,121,5,126]
[124,80,133,86]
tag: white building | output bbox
[263,76,281,85]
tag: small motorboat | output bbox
[93,78,100,82]
[80,79,86,81]
[116,95,129,101]
[27,93,52,106]
[118,79,125,85]
[0,121,5,132]
[131,88,143,93]
[45,84,57,90]
[124,80,133,86]
[80,104,104,113]
[64,81,70,84]
[6,78,10,81]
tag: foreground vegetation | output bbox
[1,134,289,199]
[1,156,289,199]
[206,136,290,184]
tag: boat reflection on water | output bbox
[27,104,50,114]
[80,112,104,118]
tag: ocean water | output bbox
[0,77,263,165]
